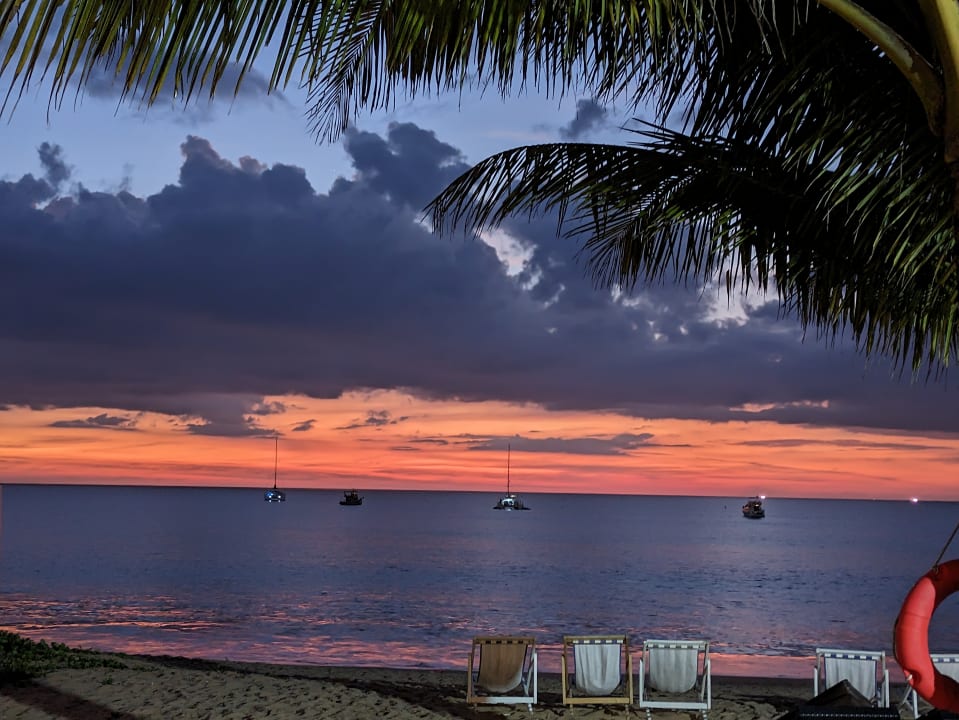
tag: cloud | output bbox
[37,142,71,189]
[0,125,956,437]
[738,437,948,451]
[339,123,468,210]
[338,410,411,430]
[466,433,669,455]
[50,413,138,431]
[250,400,286,416]
[559,99,609,139]
[81,62,289,124]
[184,419,273,437]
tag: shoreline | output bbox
[0,627,877,680]
[0,649,914,719]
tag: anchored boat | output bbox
[339,489,363,506]
[493,444,530,510]
[264,436,286,502]
[742,496,765,518]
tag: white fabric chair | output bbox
[813,648,889,708]
[466,636,537,711]
[560,635,633,707]
[901,653,959,718]
[638,639,711,719]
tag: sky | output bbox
[1,42,958,500]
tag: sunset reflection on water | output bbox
[0,604,820,678]
[2,486,956,683]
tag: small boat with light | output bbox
[339,490,363,506]
[493,444,529,510]
[742,496,765,518]
[264,436,286,502]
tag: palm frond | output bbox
[427,116,956,370]
[0,0,294,115]
[2,1,957,369]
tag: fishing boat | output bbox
[263,436,286,502]
[493,444,530,510]
[742,496,765,518]
[339,489,363,506]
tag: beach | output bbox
[0,651,912,719]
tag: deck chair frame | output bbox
[638,639,711,719]
[467,636,537,711]
[900,653,959,719]
[560,634,634,707]
[813,648,889,708]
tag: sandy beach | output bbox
[0,651,915,720]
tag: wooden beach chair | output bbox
[560,634,633,708]
[813,648,889,708]
[900,653,959,718]
[638,639,711,719]
[466,636,537,711]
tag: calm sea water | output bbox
[2,484,959,679]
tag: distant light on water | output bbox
[911,497,920,503]
[759,495,766,500]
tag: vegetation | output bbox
[0,630,126,682]
[2,2,958,370]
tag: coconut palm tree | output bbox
[2,1,957,369]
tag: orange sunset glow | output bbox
[1,389,955,500]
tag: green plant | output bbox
[0,631,127,681]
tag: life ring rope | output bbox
[934,519,959,567]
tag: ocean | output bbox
[2,484,958,679]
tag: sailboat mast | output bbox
[273,435,278,489]
[507,443,510,495]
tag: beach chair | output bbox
[466,636,537,711]
[900,653,959,718]
[813,648,889,708]
[560,634,634,707]
[638,639,711,719]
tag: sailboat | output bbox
[493,444,529,510]
[263,436,286,502]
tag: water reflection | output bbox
[0,601,829,679]
[1,486,957,681]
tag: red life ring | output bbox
[894,559,959,712]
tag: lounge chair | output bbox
[813,648,889,708]
[560,634,634,707]
[900,653,959,718]
[466,636,537,711]
[638,639,711,719]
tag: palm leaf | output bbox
[1,1,956,368]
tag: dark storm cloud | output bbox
[559,99,609,139]
[339,124,468,209]
[0,122,957,437]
